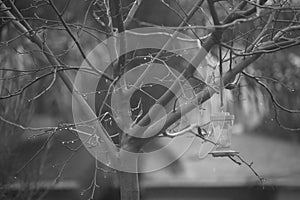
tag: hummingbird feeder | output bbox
[209,112,239,157]
[209,46,239,157]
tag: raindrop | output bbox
[62,141,65,144]
[14,176,17,179]
[80,192,84,196]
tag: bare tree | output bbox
[1,0,300,200]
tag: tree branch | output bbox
[126,0,268,147]
[124,0,143,28]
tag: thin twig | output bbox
[15,133,55,175]
[235,154,265,185]
[242,72,300,114]
[0,115,57,131]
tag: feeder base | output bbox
[210,150,239,157]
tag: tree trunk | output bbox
[118,170,140,200]
[118,138,141,200]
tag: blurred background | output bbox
[1,0,300,199]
